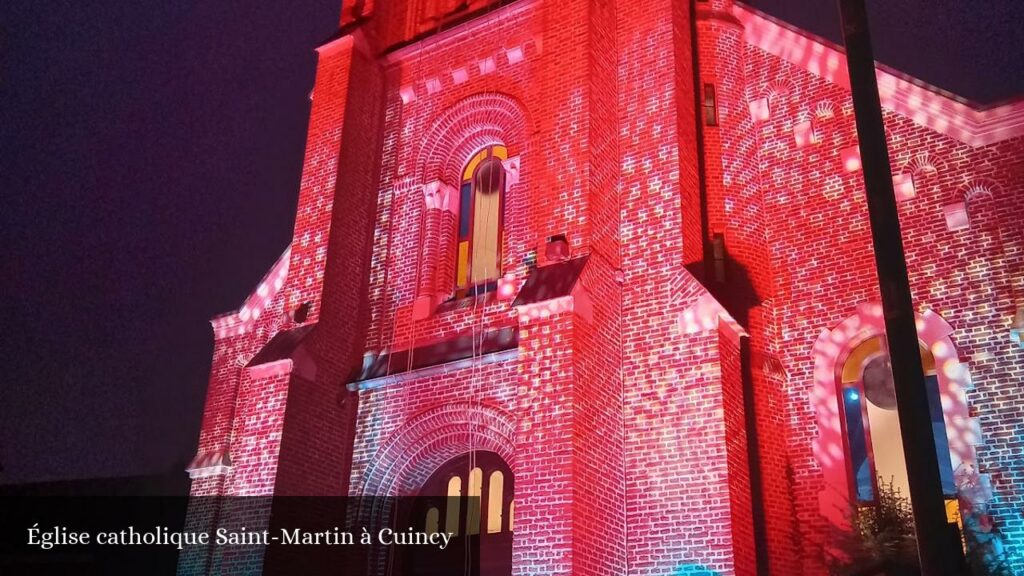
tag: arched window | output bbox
[420,452,514,536]
[487,471,504,534]
[408,451,514,576]
[466,467,483,535]
[424,507,439,535]
[445,475,462,535]
[838,335,955,505]
[456,145,507,296]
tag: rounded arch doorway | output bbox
[407,451,513,576]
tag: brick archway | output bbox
[810,303,977,526]
[358,401,516,498]
[417,92,531,187]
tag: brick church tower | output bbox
[180,0,1024,574]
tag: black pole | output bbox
[836,0,966,574]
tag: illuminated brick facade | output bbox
[181,1,1024,574]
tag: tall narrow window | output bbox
[703,84,718,126]
[446,476,462,535]
[466,467,483,535]
[487,471,504,534]
[838,336,956,505]
[424,507,439,535]
[842,385,874,502]
[412,452,513,576]
[456,145,507,295]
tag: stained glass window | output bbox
[838,336,956,505]
[455,145,507,295]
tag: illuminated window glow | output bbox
[838,336,956,505]
[487,470,504,533]
[456,145,507,295]
[467,467,483,535]
[425,506,439,535]
[446,475,462,535]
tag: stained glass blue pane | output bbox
[459,182,472,238]
[925,375,956,496]
[843,387,874,502]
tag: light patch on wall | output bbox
[793,120,816,148]
[943,202,969,231]
[893,173,916,201]
[840,145,861,172]
[505,46,524,65]
[748,97,770,122]
[400,85,417,104]
[478,57,497,75]
[497,274,519,301]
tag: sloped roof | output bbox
[736,4,1024,147]
[246,323,316,367]
[511,255,589,307]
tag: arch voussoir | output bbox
[359,402,516,498]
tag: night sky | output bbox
[2,0,1021,485]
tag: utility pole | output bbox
[836,0,966,573]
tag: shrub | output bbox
[827,477,919,576]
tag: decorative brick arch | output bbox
[412,93,532,312]
[416,92,531,186]
[358,401,516,498]
[810,303,978,526]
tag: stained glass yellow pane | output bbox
[487,471,504,534]
[446,476,462,535]
[471,189,500,283]
[425,507,439,535]
[945,498,960,524]
[457,241,470,288]
[467,467,482,535]
[463,149,489,180]
[841,336,883,383]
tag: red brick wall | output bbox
[181,31,386,575]
[183,1,1024,575]
[617,0,756,572]
[743,26,1024,573]
[696,4,798,572]
[570,0,627,571]
[718,328,756,576]
[349,0,634,572]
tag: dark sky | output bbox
[1,1,1021,485]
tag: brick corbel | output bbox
[422,180,458,213]
[501,155,521,187]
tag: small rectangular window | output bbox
[712,233,726,282]
[703,84,718,126]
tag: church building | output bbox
[180,0,1024,574]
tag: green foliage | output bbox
[962,514,1016,576]
[827,477,920,576]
